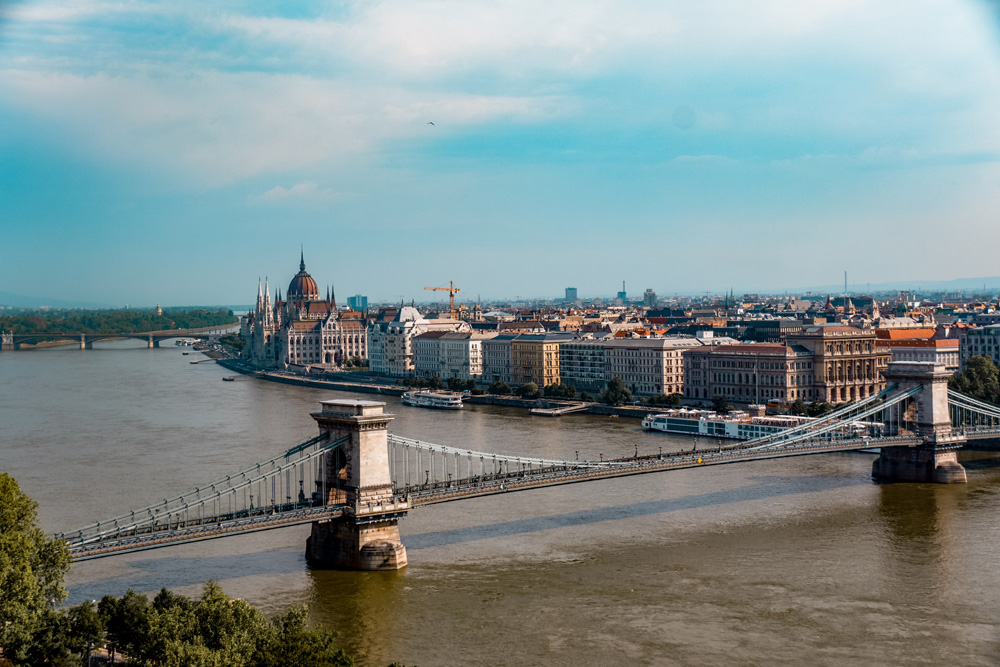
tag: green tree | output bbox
[428,376,445,390]
[543,383,576,399]
[949,354,1000,404]
[806,401,834,417]
[488,380,511,395]
[647,393,682,408]
[0,473,72,665]
[515,382,540,399]
[579,391,595,402]
[712,395,731,414]
[66,601,104,665]
[600,377,633,406]
[789,398,808,416]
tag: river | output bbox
[2,339,998,665]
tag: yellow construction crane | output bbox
[424,281,460,319]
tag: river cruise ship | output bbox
[401,390,464,410]
[642,409,816,441]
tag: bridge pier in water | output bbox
[305,399,409,570]
[873,362,967,484]
[79,335,92,350]
[1,333,17,351]
[147,336,159,348]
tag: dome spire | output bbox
[299,245,305,272]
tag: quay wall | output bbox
[214,359,650,419]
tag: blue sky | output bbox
[2,0,1000,306]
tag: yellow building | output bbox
[511,334,568,387]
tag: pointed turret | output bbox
[300,246,306,272]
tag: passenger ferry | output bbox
[175,338,199,346]
[642,409,816,441]
[401,390,464,410]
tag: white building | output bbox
[482,334,518,385]
[367,307,470,377]
[413,331,496,380]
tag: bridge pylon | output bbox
[305,399,409,570]
[873,362,966,484]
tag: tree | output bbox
[428,375,444,390]
[712,395,731,414]
[806,401,834,417]
[0,473,72,665]
[543,383,576,399]
[579,391,594,402]
[66,601,104,665]
[789,398,808,416]
[447,377,475,392]
[949,355,1000,404]
[601,377,633,406]
[488,380,511,395]
[515,382,540,399]
[647,393,682,408]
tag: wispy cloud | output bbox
[255,181,340,202]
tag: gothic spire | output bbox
[299,245,305,272]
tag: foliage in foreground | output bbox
[0,473,72,665]
[0,472,359,667]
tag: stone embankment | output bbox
[214,359,650,419]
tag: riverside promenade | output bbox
[214,357,651,418]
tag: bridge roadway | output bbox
[67,432,927,561]
[1,323,238,349]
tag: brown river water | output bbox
[2,340,999,665]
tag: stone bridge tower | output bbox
[305,399,409,570]
[872,362,966,484]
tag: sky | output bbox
[2,0,1000,307]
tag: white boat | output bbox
[401,390,464,410]
[641,409,817,441]
[175,338,198,346]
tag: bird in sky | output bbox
[427,121,435,125]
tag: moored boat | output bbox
[401,390,463,409]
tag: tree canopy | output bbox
[0,308,237,336]
[0,473,72,665]
[601,377,633,406]
[949,355,1000,404]
[0,474,364,667]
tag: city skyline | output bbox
[3,1,1000,305]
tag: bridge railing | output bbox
[948,390,1000,431]
[386,433,631,493]
[741,385,922,452]
[63,435,349,550]
[736,384,903,450]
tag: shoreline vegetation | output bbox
[0,308,238,337]
[0,472,412,667]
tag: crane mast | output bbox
[423,281,460,319]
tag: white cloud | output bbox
[256,182,339,201]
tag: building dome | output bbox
[287,251,320,299]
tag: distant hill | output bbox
[0,291,112,309]
[794,276,1000,296]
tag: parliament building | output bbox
[239,252,367,371]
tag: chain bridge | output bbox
[61,362,1000,569]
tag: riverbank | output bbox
[214,358,650,419]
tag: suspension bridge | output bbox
[61,361,1000,568]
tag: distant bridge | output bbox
[60,362,997,567]
[1,323,238,350]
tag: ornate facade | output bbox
[240,252,367,370]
